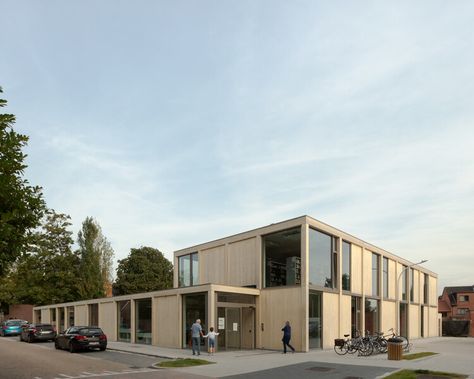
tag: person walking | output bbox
[281,321,295,353]
[191,319,203,355]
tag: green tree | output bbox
[76,217,114,299]
[0,210,79,306]
[0,87,46,276]
[113,246,173,295]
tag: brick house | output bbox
[438,285,474,337]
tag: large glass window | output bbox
[50,309,56,328]
[263,228,301,287]
[135,299,152,344]
[410,268,415,302]
[59,308,65,332]
[364,299,379,335]
[89,304,99,326]
[183,293,207,348]
[342,241,351,291]
[118,300,131,342]
[178,252,199,287]
[383,257,389,298]
[372,253,379,297]
[399,302,407,337]
[309,229,337,288]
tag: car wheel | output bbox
[100,347,106,351]
[69,342,76,353]
[19,334,23,342]
[54,340,60,350]
[27,334,34,343]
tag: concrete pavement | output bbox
[107,337,474,378]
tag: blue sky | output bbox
[1,1,473,293]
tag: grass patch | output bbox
[402,352,438,360]
[385,369,468,379]
[158,358,213,368]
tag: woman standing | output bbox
[281,321,296,353]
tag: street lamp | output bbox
[396,259,428,335]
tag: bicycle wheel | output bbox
[399,336,409,350]
[334,343,348,355]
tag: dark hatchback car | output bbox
[55,326,107,353]
[0,319,28,336]
[20,323,56,342]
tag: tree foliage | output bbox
[0,87,46,276]
[0,210,79,306]
[113,246,173,295]
[76,217,114,300]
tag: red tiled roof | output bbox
[438,299,450,312]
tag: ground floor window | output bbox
[50,309,56,327]
[59,308,65,332]
[135,299,152,344]
[67,306,74,327]
[399,302,407,337]
[118,300,131,342]
[364,299,379,334]
[309,291,322,348]
[183,293,207,348]
[351,296,361,337]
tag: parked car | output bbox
[0,319,28,336]
[20,323,56,342]
[54,326,107,353]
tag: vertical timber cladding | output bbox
[382,300,396,333]
[260,287,305,351]
[350,244,362,294]
[99,301,116,341]
[322,292,339,349]
[75,305,88,326]
[155,295,180,348]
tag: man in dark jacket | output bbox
[281,321,296,353]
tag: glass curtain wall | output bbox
[342,241,351,291]
[183,293,207,348]
[135,299,152,344]
[364,299,379,334]
[263,228,301,287]
[309,229,337,288]
[118,300,131,342]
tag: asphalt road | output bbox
[0,336,209,379]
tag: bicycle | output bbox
[384,328,410,352]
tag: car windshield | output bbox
[79,328,103,335]
[6,320,26,326]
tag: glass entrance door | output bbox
[225,308,241,349]
[309,291,322,348]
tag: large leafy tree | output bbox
[0,87,46,276]
[0,210,79,306]
[76,217,114,299]
[113,246,173,295]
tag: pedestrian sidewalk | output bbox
[107,337,474,378]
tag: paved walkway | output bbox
[107,337,474,378]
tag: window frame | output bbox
[178,252,199,287]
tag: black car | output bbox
[20,323,56,342]
[54,326,107,353]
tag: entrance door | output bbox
[225,308,241,349]
[309,291,322,348]
[241,307,255,349]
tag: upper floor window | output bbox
[457,308,469,315]
[459,295,469,302]
[263,227,301,287]
[342,241,351,291]
[309,228,337,288]
[372,253,380,297]
[410,268,415,302]
[383,257,389,298]
[401,265,407,301]
[178,252,199,287]
[423,274,429,304]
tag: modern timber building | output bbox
[33,215,439,351]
